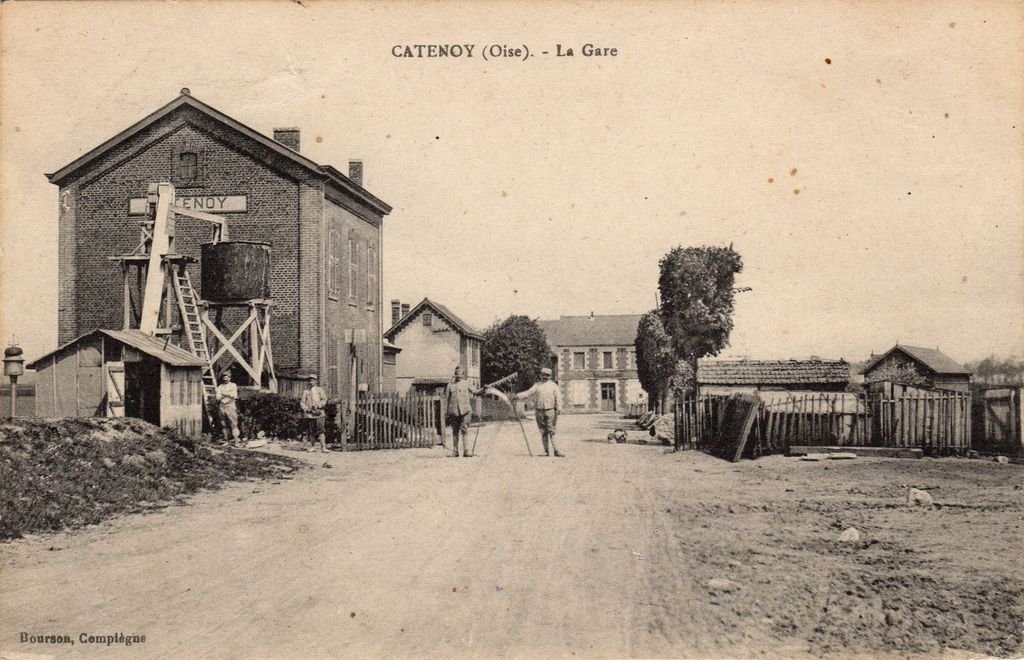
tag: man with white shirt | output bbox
[216,372,241,446]
[510,367,564,457]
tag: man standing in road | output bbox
[445,366,483,457]
[510,367,564,457]
[300,374,329,452]
[216,371,242,446]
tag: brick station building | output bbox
[46,89,392,399]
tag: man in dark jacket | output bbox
[445,366,483,457]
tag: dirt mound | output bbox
[0,417,302,540]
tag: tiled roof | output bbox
[863,345,970,376]
[697,358,850,385]
[28,329,206,369]
[45,90,391,216]
[538,314,644,348]
[384,298,483,340]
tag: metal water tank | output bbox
[200,241,272,302]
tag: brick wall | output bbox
[53,103,388,397]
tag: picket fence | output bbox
[675,389,972,460]
[349,392,443,450]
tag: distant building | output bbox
[698,358,850,395]
[861,344,971,392]
[539,314,646,412]
[385,299,483,394]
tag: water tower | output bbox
[200,240,277,392]
[112,182,277,420]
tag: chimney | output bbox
[349,160,364,186]
[391,299,402,325]
[273,127,301,153]
[401,303,410,318]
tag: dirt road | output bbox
[2,414,1022,658]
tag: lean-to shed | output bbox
[27,329,206,437]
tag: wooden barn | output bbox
[27,329,206,437]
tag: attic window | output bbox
[178,152,198,183]
[422,312,433,327]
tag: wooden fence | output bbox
[675,389,972,460]
[972,387,1023,455]
[872,391,970,452]
[349,391,443,451]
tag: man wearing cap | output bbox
[511,367,564,456]
[445,366,484,457]
[216,371,242,446]
[300,374,329,452]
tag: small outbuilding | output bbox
[861,344,971,393]
[27,329,207,437]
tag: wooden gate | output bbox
[350,391,442,450]
[972,387,1023,455]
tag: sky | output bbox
[1,1,1022,366]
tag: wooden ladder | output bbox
[172,268,217,420]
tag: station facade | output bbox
[46,89,392,399]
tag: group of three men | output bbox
[444,365,563,458]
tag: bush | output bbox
[235,390,303,441]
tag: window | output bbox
[570,381,589,406]
[471,342,479,366]
[603,351,613,369]
[422,312,433,327]
[327,332,339,397]
[348,238,358,300]
[627,349,636,370]
[178,152,197,183]
[327,227,341,298]
[366,245,376,308]
[573,351,586,370]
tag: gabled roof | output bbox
[384,298,483,341]
[28,329,206,369]
[538,314,644,348]
[697,358,850,385]
[45,89,391,216]
[863,344,970,376]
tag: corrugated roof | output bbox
[28,329,207,368]
[697,358,850,385]
[384,298,483,340]
[863,345,970,376]
[538,314,644,348]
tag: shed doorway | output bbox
[124,358,161,425]
[600,382,617,412]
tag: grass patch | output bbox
[0,417,303,541]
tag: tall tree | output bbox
[658,245,744,397]
[481,315,553,390]
[634,311,677,412]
